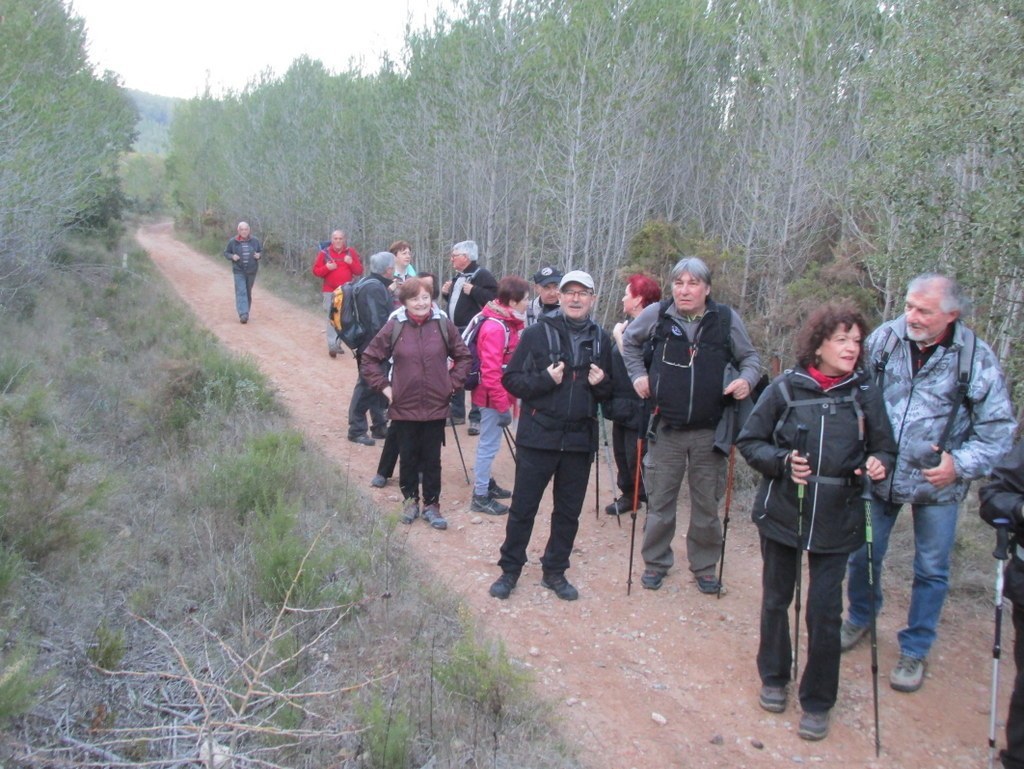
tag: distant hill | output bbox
[127,89,179,155]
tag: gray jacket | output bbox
[869,316,1015,505]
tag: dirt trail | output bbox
[138,220,1006,768]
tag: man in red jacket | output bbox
[313,229,363,357]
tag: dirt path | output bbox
[138,220,1005,768]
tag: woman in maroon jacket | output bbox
[361,278,471,530]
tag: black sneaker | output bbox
[488,478,512,499]
[489,572,519,599]
[239,314,249,324]
[348,434,374,447]
[696,575,723,595]
[369,474,388,488]
[759,685,788,713]
[605,496,633,515]
[467,420,480,435]
[640,569,664,590]
[370,424,389,440]
[798,710,830,741]
[541,572,579,601]
[471,494,508,515]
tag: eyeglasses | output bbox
[560,289,593,299]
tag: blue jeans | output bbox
[473,407,502,497]
[233,270,256,317]
[846,499,960,659]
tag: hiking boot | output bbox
[370,424,389,440]
[369,474,388,488]
[400,499,420,524]
[489,572,519,599]
[239,314,249,324]
[422,504,447,530]
[348,434,374,447]
[467,420,480,435]
[759,685,788,713]
[329,348,338,359]
[798,710,830,741]
[541,572,579,601]
[840,620,868,652]
[890,654,926,693]
[488,478,512,499]
[605,496,633,515]
[640,569,664,590]
[471,494,508,515]
[696,575,723,595]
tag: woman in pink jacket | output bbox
[470,276,530,515]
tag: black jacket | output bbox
[737,367,897,554]
[979,442,1024,604]
[502,313,613,453]
[604,341,645,432]
[444,266,498,328]
[354,273,395,354]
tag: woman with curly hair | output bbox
[737,300,897,741]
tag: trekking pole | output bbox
[502,425,517,465]
[449,420,470,485]
[716,443,736,599]
[627,401,649,596]
[594,443,601,521]
[862,472,881,757]
[792,424,809,683]
[989,520,1011,769]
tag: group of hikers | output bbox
[227,222,1023,761]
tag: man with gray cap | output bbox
[488,270,614,602]
[620,257,761,595]
[347,251,396,446]
[527,265,563,326]
[441,240,498,433]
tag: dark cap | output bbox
[532,266,564,286]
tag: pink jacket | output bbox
[471,302,524,413]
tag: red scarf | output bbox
[807,365,847,391]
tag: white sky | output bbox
[69,0,450,99]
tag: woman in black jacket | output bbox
[737,301,896,741]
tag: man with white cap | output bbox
[488,270,614,602]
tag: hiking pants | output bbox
[393,419,445,506]
[758,534,847,714]
[641,425,724,577]
[322,292,339,353]
[498,446,591,576]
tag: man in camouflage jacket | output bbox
[841,273,1015,693]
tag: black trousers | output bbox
[757,534,848,713]
[393,419,445,505]
[376,423,400,478]
[348,372,387,438]
[1003,599,1024,768]
[612,422,646,502]
[498,446,592,576]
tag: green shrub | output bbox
[0,546,24,598]
[0,354,33,395]
[87,623,126,670]
[252,500,332,608]
[435,612,529,718]
[199,431,305,523]
[359,693,410,769]
[0,645,43,725]
[0,388,106,561]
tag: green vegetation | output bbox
[126,89,177,155]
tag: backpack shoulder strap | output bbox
[874,326,900,389]
[543,322,561,366]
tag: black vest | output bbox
[648,301,731,430]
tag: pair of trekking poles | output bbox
[447,418,518,485]
[789,425,882,756]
